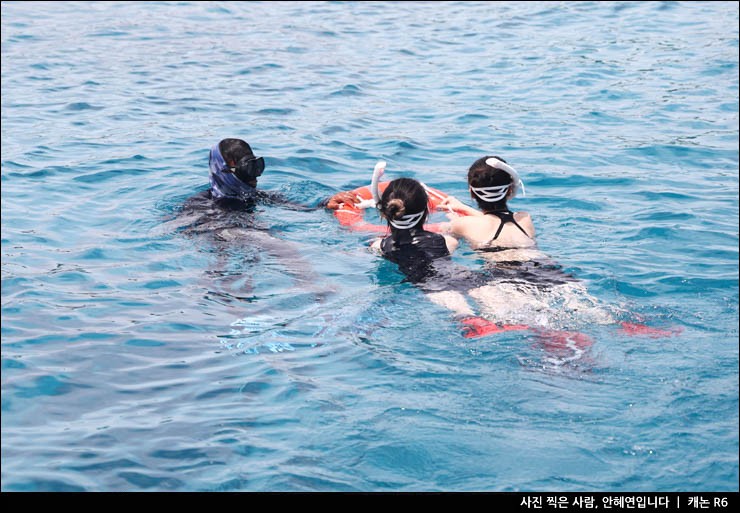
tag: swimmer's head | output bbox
[467,155,524,212]
[218,138,264,187]
[208,138,264,201]
[377,178,429,231]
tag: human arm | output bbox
[247,229,323,283]
[257,190,318,211]
[443,235,458,254]
[438,196,484,217]
[435,216,469,239]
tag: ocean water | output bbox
[1,1,737,492]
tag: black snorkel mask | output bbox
[229,155,265,184]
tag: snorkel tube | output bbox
[371,160,386,205]
[485,157,526,198]
[353,160,387,210]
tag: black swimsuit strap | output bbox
[486,210,531,241]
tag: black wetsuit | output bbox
[183,189,307,213]
[482,259,578,288]
[380,228,451,284]
[173,188,326,299]
[178,188,318,234]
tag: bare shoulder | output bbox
[446,216,467,236]
[451,214,487,231]
[450,214,495,244]
[514,211,536,236]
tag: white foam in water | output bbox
[468,281,616,330]
[264,342,295,353]
[230,314,276,329]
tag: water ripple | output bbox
[1,0,737,493]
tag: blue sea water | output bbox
[1,1,738,492]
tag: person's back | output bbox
[451,211,535,250]
[380,227,451,283]
[441,156,536,251]
[372,178,458,283]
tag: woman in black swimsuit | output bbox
[437,156,618,331]
[371,178,458,282]
[439,155,537,251]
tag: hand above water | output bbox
[325,191,360,210]
[439,195,467,211]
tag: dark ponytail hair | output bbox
[377,178,429,231]
[468,155,513,212]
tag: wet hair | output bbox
[468,155,513,212]
[377,178,429,231]
[219,138,254,166]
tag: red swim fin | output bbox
[619,322,683,338]
[460,316,529,338]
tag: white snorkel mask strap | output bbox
[367,160,425,229]
[470,157,526,202]
[388,210,425,230]
[469,184,510,202]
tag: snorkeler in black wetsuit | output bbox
[181,138,307,220]
[169,138,332,301]
[371,178,458,284]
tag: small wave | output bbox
[329,84,364,97]
[65,102,103,111]
[255,108,296,115]
[88,30,130,37]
